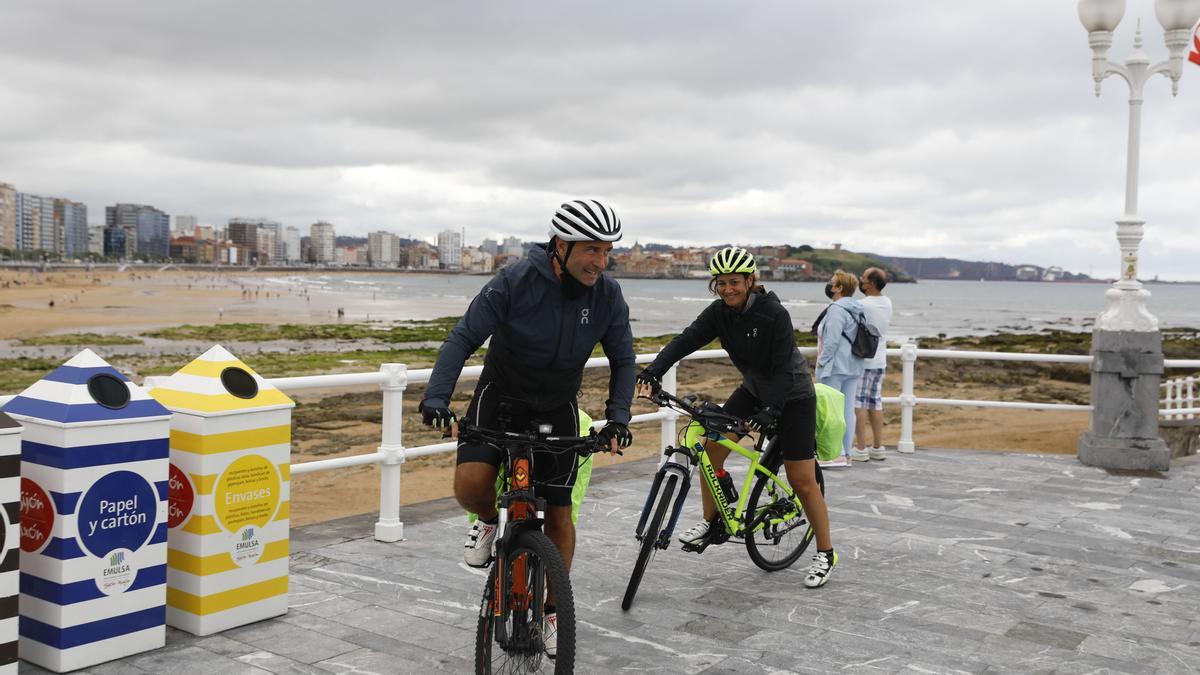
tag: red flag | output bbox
[1191,25,1200,67]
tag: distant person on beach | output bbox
[419,199,635,655]
[815,269,865,467]
[635,247,838,588]
[853,268,893,461]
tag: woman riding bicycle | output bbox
[634,247,837,588]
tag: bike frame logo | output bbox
[699,457,731,515]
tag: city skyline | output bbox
[1,2,1198,279]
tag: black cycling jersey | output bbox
[644,291,814,410]
[424,243,636,424]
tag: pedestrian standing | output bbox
[852,268,893,461]
[815,269,865,467]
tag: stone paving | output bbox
[21,449,1200,674]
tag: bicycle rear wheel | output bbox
[622,472,678,611]
[743,462,824,572]
[476,529,576,674]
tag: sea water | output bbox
[262,274,1200,340]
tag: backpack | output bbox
[838,304,881,359]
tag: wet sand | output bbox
[0,268,357,340]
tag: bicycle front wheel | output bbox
[476,529,576,674]
[743,465,824,571]
[622,472,678,611]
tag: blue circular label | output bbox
[76,471,157,558]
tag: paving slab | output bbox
[15,449,1200,674]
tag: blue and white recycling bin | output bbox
[2,349,170,672]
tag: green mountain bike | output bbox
[622,390,824,611]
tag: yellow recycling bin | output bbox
[148,345,294,636]
[0,412,19,674]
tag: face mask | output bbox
[824,283,835,299]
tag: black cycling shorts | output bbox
[457,381,580,507]
[722,385,817,462]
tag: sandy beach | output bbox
[0,267,365,340]
[0,268,1103,525]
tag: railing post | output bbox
[897,341,918,454]
[1187,377,1195,420]
[1169,379,1180,420]
[375,363,407,542]
[660,363,679,460]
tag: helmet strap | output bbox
[549,238,588,299]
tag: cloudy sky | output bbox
[2,1,1198,278]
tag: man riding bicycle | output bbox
[419,199,636,655]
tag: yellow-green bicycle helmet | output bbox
[709,246,756,275]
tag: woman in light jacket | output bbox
[815,269,866,465]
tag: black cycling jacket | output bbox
[644,291,814,409]
[423,244,635,424]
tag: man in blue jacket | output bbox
[419,200,635,606]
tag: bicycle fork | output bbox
[634,446,694,548]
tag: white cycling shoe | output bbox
[464,520,497,568]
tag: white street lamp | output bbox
[1078,0,1200,331]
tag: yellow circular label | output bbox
[214,455,281,532]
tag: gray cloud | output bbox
[1,0,1197,278]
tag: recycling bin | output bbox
[0,412,21,674]
[2,349,170,672]
[148,345,294,636]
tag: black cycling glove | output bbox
[747,405,780,434]
[635,369,662,396]
[597,421,633,450]
[418,400,457,429]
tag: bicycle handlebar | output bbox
[646,390,747,435]
[457,420,610,458]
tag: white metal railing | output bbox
[1161,375,1198,420]
[270,344,1107,539]
[3,344,1200,541]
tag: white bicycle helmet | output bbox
[548,199,622,242]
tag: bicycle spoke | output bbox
[744,469,819,571]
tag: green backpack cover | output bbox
[814,383,846,462]
[467,410,596,525]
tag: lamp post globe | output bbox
[1153,0,1200,31]
[1078,0,1126,32]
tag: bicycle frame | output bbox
[493,442,541,627]
[679,421,795,541]
[634,393,801,550]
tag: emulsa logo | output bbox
[97,547,135,595]
[232,525,263,567]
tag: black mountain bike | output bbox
[622,390,824,611]
[457,420,606,675]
